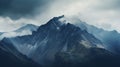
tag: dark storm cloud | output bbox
[0,0,52,19]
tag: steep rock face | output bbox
[0,41,41,67]
[0,16,117,67]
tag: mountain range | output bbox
[76,21,120,54]
[0,15,120,67]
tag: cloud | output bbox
[96,0,120,10]
[0,17,36,32]
[0,0,120,33]
[0,30,33,40]
[0,0,53,19]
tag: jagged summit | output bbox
[47,15,65,24]
[53,15,64,20]
[41,15,66,30]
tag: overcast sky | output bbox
[0,0,120,32]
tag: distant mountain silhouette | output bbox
[0,24,38,40]
[15,24,38,32]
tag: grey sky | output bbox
[0,0,120,32]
